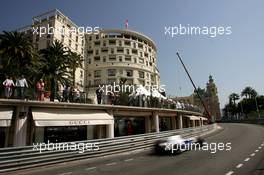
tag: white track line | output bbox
[244,158,250,162]
[85,167,97,171]
[124,158,134,162]
[258,146,262,149]
[255,150,259,152]
[225,171,234,175]
[58,172,72,175]
[251,153,255,157]
[236,163,243,169]
[106,162,117,166]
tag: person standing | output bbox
[16,75,28,99]
[3,76,15,98]
[36,79,45,101]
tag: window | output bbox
[124,40,131,46]
[103,41,106,46]
[134,58,137,63]
[133,42,136,48]
[119,40,122,46]
[109,40,116,45]
[75,44,78,51]
[87,50,93,54]
[125,56,131,61]
[126,49,130,55]
[94,70,101,78]
[109,55,116,61]
[108,69,116,76]
[101,48,108,52]
[132,49,138,55]
[103,56,106,62]
[94,41,100,46]
[94,79,101,86]
[80,70,83,78]
[95,50,99,55]
[119,56,123,62]
[139,71,145,79]
[117,47,124,53]
[68,39,71,47]
[94,56,100,61]
[139,58,144,64]
[111,48,115,54]
[61,35,64,43]
[126,70,133,77]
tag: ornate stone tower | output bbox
[205,75,221,122]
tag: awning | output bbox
[32,108,114,127]
[200,117,208,121]
[0,108,13,127]
[188,115,200,120]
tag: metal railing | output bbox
[0,124,217,173]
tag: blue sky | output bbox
[1,0,263,108]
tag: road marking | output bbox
[258,146,262,149]
[85,167,97,171]
[124,158,134,162]
[261,143,264,146]
[106,162,117,166]
[236,163,243,169]
[58,172,72,175]
[244,158,250,162]
[251,153,255,157]
[225,171,234,175]
[255,150,259,152]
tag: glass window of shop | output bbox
[44,126,87,143]
[114,117,145,137]
[159,117,172,131]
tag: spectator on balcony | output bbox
[3,76,15,99]
[62,84,70,102]
[36,79,45,101]
[15,75,28,99]
[96,88,102,104]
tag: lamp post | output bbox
[55,70,59,101]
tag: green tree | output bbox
[229,93,240,105]
[241,86,257,99]
[0,31,36,79]
[39,40,71,101]
[67,50,83,87]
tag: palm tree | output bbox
[39,40,71,101]
[241,86,257,99]
[0,31,35,78]
[67,50,83,87]
[229,93,240,105]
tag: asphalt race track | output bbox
[7,123,264,175]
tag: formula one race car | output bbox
[155,135,204,154]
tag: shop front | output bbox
[32,108,114,143]
[0,108,13,148]
[114,116,145,137]
[159,117,172,131]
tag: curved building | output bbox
[85,29,160,93]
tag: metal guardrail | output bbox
[0,124,216,173]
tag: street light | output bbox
[55,70,59,101]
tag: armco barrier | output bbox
[0,124,217,173]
